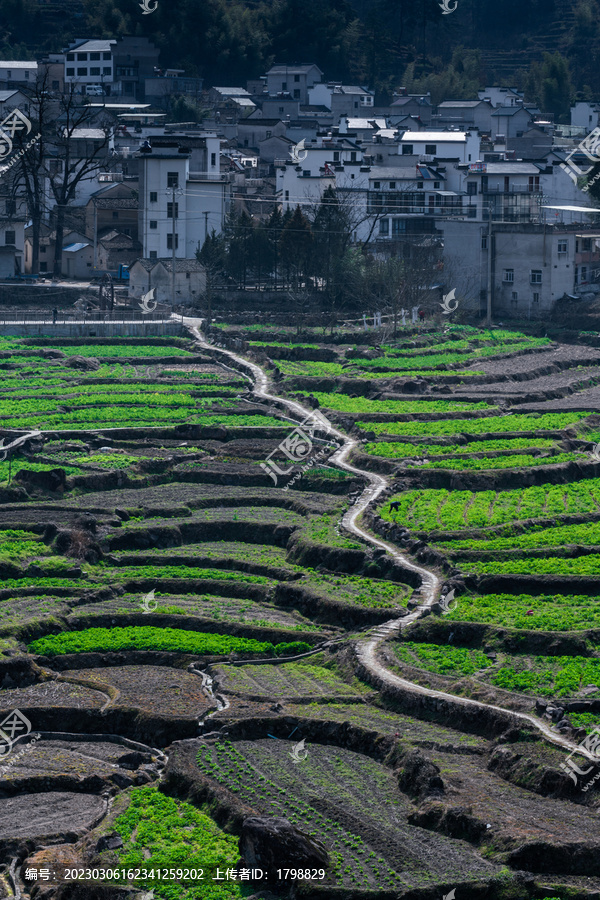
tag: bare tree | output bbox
[47,90,111,277]
[9,68,55,275]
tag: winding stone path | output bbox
[185,319,593,765]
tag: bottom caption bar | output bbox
[23,866,327,884]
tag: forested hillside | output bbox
[0,0,598,118]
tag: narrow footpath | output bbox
[186,319,594,764]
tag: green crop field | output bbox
[443,593,600,632]
[28,626,310,657]
[360,412,588,437]
[382,480,600,531]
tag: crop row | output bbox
[299,393,493,414]
[438,521,600,552]
[461,554,600,576]
[383,480,600,531]
[364,438,559,458]
[2,411,286,429]
[359,411,587,437]
[28,626,311,657]
[409,451,585,471]
[444,592,600,632]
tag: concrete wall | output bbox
[0,320,184,337]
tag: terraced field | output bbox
[2,323,600,900]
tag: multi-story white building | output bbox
[137,138,230,261]
[63,40,116,93]
[276,136,464,248]
[440,219,599,318]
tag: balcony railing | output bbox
[483,185,542,193]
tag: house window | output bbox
[402,144,413,155]
[5,200,15,216]
[530,269,542,284]
[467,207,477,218]
[90,52,100,60]
[186,271,190,278]
[90,67,100,76]
[40,261,47,271]
[582,266,588,282]
[425,144,436,155]
[266,131,272,138]
[24,71,29,79]
[293,90,300,99]
[66,53,75,61]
[532,292,540,303]
[5,231,15,245]
[66,68,74,76]
[281,81,287,90]
[294,74,300,82]
[167,234,179,249]
[103,67,111,75]
[112,211,119,219]
[511,292,518,307]
[150,191,157,202]
[582,238,592,251]
[279,107,284,114]
[167,172,179,188]
[6,71,10,78]
[467,182,477,195]
[528,175,540,191]
[558,239,568,253]
[77,68,87,76]
[390,182,396,189]
[503,268,514,282]
[103,51,111,60]
[379,219,389,234]
[40,245,46,253]
[211,153,216,166]
[350,151,357,162]
[77,52,87,60]
[392,219,406,235]
[373,181,380,189]
[481,234,488,250]
[167,202,178,218]
[417,182,423,189]
[149,250,157,259]
[333,151,340,162]
[434,181,440,189]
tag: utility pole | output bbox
[166,183,183,306]
[486,204,493,327]
[93,198,98,270]
[204,211,209,243]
